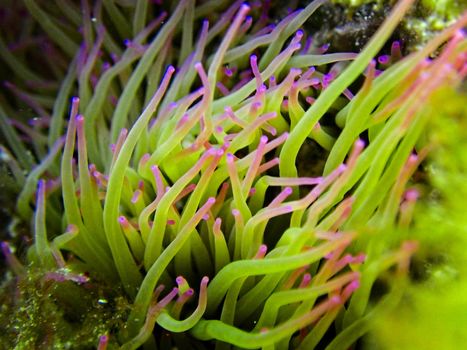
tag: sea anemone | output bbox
[1,0,466,349]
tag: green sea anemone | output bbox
[1,0,466,349]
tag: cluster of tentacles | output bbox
[1,0,466,349]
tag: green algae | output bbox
[0,268,129,349]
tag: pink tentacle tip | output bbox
[378,55,390,65]
[251,101,263,110]
[150,164,159,173]
[37,178,46,192]
[303,66,316,79]
[408,153,418,164]
[352,253,366,264]
[351,279,360,289]
[322,73,333,84]
[88,163,97,175]
[292,30,304,44]
[175,276,188,289]
[185,288,195,297]
[250,54,257,64]
[255,244,268,259]
[154,285,166,297]
[118,216,129,227]
[176,276,187,285]
[232,209,240,217]
[402,240,419,253]
[224,67,234,77]
[405,188,419,202]
[102,62,111,71]
[166,65,176,75]
[319,43,330,53]
[354,138,365,150]
[98,334,109,350]
[71,96,80,105]
[345,280,361,295]
[226,153,235,163]
[75,114,85,124]
[289,68,302,77]
[66,224,79,234]
[167,219,176,225]
[368,58,377,69]
[239,3,251,12]
[201,276,209,286]
[329,295,342,306]
[120,128,128,137]
[207,197,216,205]
[299,273,312,288]
[341,254,353,265]
[284,187,293,195]
[194,61,203,71]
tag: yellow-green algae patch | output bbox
[0,267,129,349]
